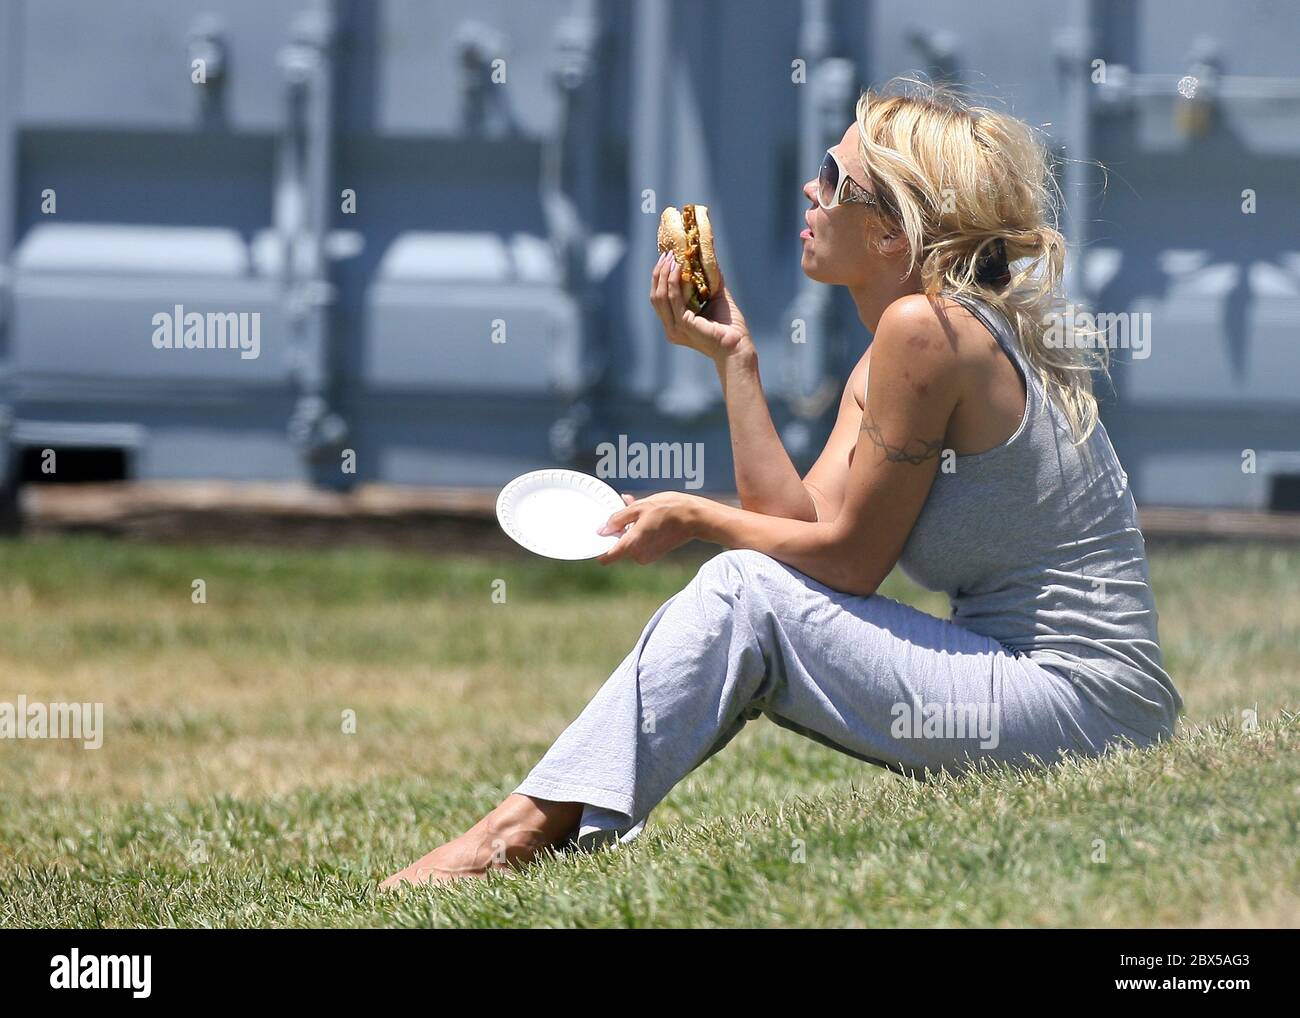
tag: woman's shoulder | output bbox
[855,293,1009,412]
[875,292,1029,455]
[874,293,998,377]
[863,296,968,418]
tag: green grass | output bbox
[1,536,1297,927]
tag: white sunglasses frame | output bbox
[818,147,880,211]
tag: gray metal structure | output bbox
[0,0,1296,510]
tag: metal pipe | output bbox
[782,0,852,459]
[279,0,347,481]
[628,0,671,406]
[543,0,604,462]
[0,0,16,501]
[0,0,17,357]
[1057,0,1094,306]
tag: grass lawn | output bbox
[0,535,1297,927]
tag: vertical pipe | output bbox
[1060,0,1094,306]
[781,0,851,459]
[0,0,20,354]
[628,0,670,406]
[282,0,347,482]
[0,0,18,504]
[791,0,833,395]
[542,0,603,461]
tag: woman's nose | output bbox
[802,178,818,203]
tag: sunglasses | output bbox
[818,148,880,211]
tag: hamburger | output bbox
[657,204,721,313]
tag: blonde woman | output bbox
[382,81,1182,889]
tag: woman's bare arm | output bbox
[714,348,819,522]
[601,296,961,597]
[649,252,817,522]
[799,350,871,523]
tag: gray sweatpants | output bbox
[515,550,1155,847]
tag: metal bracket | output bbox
[906,25,961,83]
[1095,38,1300,113]
[187,14,228,85]
[456,20,514,136]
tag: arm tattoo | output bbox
[859,407,945,465]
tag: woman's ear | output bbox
[876,228,909,256]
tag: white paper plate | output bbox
[496,469,627,560]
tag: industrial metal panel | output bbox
[370,0,567,138]
[1122,295,1236,404]
[11,275,288,385]
[864,0,1064,132]
[1135,0,1300,77]
[364,282,579,393]
[349,397,564,487]
[361,230,581,394]
[11,223,291,388]
[17,0,309,131]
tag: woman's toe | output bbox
[378,868,412,891]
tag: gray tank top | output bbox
[893,292,1183,738]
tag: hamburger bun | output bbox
[657,204,722,312]
[692,205,723,297]
[657,206,688,263]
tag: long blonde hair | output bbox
[855,78,1105,442]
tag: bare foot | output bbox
[379,794,582,890]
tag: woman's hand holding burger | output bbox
[608,203,762,570]
[651,204,752,366]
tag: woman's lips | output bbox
[800,228,813,240]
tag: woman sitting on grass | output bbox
[382,80,1182,889]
